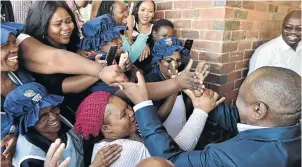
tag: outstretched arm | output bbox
[18,35,128,85]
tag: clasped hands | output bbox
[117,59,211,105]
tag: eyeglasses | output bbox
[283,25,301,32]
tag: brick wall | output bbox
[154,0,301,104]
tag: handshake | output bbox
[118,59,225,112]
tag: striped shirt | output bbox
[91,109,208,166]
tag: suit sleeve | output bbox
[135,105,236,167]
[208,103,240,133]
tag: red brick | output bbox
[247,11,270,21]
[207,83,220,93]
[235,60,249,70]
[205,73,228,84]
[225,8,234,19]
[225,90,239,100]
[259,31,271,39]
[218,82,234,94]
[235,78,245,89]
[228,71,242,82]
[233,9,248,19]
[182,30,199,39]
[205,31,224,41]
[182,10,200,18]
[221,53,230,63]
[165,11,181,19]
[205,42,223,52]
[252,41,265,49]
[173,20,191,29]
[255,2,268,12]
[238,41,252,51]
[246,31,258,39]
[199,52,224,63]
[223,31,232,41]
[209,63,222,73]
[200,8,225,19]
[222,42,238,53]
[240,21,254,30]
[272,13,285,21]
[231,31,246,41]
[229,52,244,62]
[192,41,208,50]
[190,50,199,60]
[226,1,242,8]
[277,6,289,14]
[199,31,206,40]
[192,1,213,8]
[243,1,255,10]
[192,20,213,30]
[156,2,172,10]
[244,50,254,59]
[154,11,164,19]
[174,1,192,9]
[221,62,236,74]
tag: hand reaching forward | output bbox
[44,139,71,167]
[98,65,129,87]
[118,71,149,105]
[90,144,122,167]
[184,88,225,113]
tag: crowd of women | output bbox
[1,1,301,167]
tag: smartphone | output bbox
[119,52,129,67]
[106,46,118,65]
[190,60,199,72]
[184,39,194,52]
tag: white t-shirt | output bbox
[163,94,186,138]
[248,35,301,76]
[91,139,150,167]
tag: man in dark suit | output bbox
[120,66,301,167]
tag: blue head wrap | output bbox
[78,14,127,53]
[3,82,64,135]
[1,22,23,44]
[151,37,189,64]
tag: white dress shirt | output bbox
[248,35,301,76]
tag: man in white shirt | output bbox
[248,10,301,76]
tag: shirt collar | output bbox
[237,123,268,132]
[236,122,301,141]
[277,35,292,52]
[277,35,301,53]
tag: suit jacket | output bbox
[135,104,301,167]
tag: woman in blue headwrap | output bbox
[0,21,35,162]
[143,37,198,138]
[96,1,152,71]
[3,82,84,167]
[22,1,115,121]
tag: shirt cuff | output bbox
[133,100,153,112]
[193,108,208,117]
[16,33,31,45]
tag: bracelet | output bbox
[96,64,106,79]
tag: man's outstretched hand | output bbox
[118,71,149,105]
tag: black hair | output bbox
[133,0,156,24]
[24,1,80,53]
[152,19,174,33]
[1,1,15,22]
[96,1,115,17]
[248,67,301,126]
